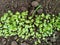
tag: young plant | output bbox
[0,10,60,45]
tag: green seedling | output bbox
[0,10,60,45]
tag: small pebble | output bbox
[31,1,39,7]
[20,7,27,12]
[11,41,18,45]
[21,42,29,45]
[51,37,56,42]
[37,9,43,14]
[2,38,6,45]
[14,36,18,40]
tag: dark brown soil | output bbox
[0,0,60,16]
[0,31,60,45]
[0,0,60,45]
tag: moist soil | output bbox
[0,0,60,45]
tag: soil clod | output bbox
[11,41,18,45]
[37,9,43,14]
[31,1,39,7]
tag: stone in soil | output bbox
[20,7,27,12]
[37,9,43,14]
[31,1,39,7]
[13,36,18,40]
[2,38,6,45]
[11,41,18,45]
[21,42,29,45]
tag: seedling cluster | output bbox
[0,10,60,44]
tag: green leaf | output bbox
[21,11,28,16]
[41,13,45,17]
[21,35,25,39]
[25,20,30,23]
[0,30,3,36]
[15,11,20,15]
[30,28,34,33]
[46,14,50,19]
[38,39,41,43]
[31,32,35,36]
[0,23,2,27]
[28,16,32,19]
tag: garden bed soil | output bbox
[0,0,60,16]
[0,31,60,45]
[0,0,60,45]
